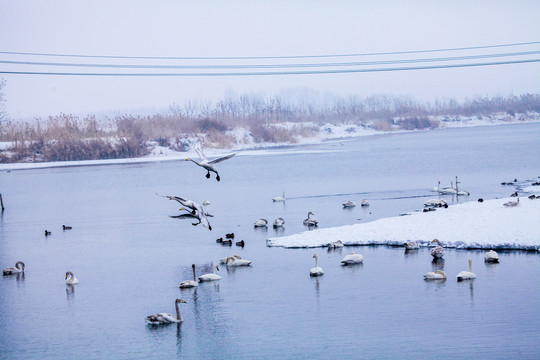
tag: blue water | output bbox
[1,123,540,359]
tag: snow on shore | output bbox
[266,197,540,250]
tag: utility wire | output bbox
[1,50,538,70]
[1,59,538,77]
[0,41,539,60]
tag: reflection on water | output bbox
[431,258,445,271]
[66,284,75,301]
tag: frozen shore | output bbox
[266,196,540,250]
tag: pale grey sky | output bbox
[1,0,539,119]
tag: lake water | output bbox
[1,123,540,359]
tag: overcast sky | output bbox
[1,0,539,119]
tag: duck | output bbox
[484,250,499,263]
[361,199,370,207]
[273,191,286,202]
[198,264,221,281]
[254,218,268,228]
[62,225,72,230]
[221,239,232,246]
[303,212,318,227]
[529,194,537,200]
[273,217,285,228]
[310,253,324,276]
[220,255,242,264]
[403,241,420,250]
[65,271,79,285]
[510,191,518,197]
[145,299,187,325]
[340,252,364,265]
[225,233,235,239]
[44,230,51,236]
[225,256,252,267]
[185,143,236,181]
[503,197,519,207]
[342,200,356,208]
[423,270,447,280]
[456,259,476,281]
[430,239,445,259]
[3,261,25,275]
[328,240,344,248]
[235,240,245,247]
[179,264,198,288]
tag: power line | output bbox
[0,41,539,60]
[1,50,538,70]
[1,58,538,77]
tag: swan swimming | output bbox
[303,212,318,227]
[254,218,268,227]
[431,181,441,192]
[403,241,420,250]
[273,217,285,228]
[198,264,221,282]
[273,191,286,202]
[328,240,344,248]
[456,259,476,281]
[145,299,187,325]
[225,256,252,267]
[185,143,236,181]
[424,270,447,280]
[430,239,445,259]
[342,200,356,208]
[310,253,324,276]
[220,255,242,264]
[484,250,499,263]
[340,252,363,265]
[180,264,199,288]
[3,261,25,275]
[439,181,457,194]
[455,176,470,196]
[361,199,370,207]
[65,271,79,285]
[424,199,447,207]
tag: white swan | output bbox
[202,200,211,205]
[424,199,447,207]
[431,181,441,192]
[145,299,186,325]
[484,250,499,263]
[503,197,519,207]
[273,191,286,202]
[198,264,221,282]
[180,264,199,288]
[430,239,445,259]
[254,218,268,227]
[403,241,419,250]
[456,259,476,281]
[340,252,363,265]
[220,254,242,264]
[225,256,252,267]
[328,240,344,248]
[361,199,370,207]
[424,270,447,280]
[310,253,324,276]
[455,176,470,196]
[342,200,356,208]
[439,181,457,194]
[303,212,318,226]
[273,217,285,228]
[65,271,79,285]
[3,261,25,275]
[185,144,236,181]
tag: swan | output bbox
[198,264,221,282]
[254,218,268,227]
[273,191,286,202]
[430,239,445,259]
[361,199,370,207]
[424,199,447,207]
[310,253,324,276]
[176,207,212,231]
[303,212,318,226]
[3,261,25,275]
[179,264,199,288]
[432,181,441,192]
[456,259,476,281]
[328,240,344,248]
[439,181,457,194]
[220,255,242,264]
[342,200,356,208]
[484,250,499,263]
[503,197,519,207]
[424,270,447,280]
[340,252,363,265]
[145,299,187,325]
[273,217,285,228]
[185,144,236,181]
[62,225,72,230]
[455,176,470,196]
[225,256,252,267]
[202,200,211,205]
[65,271,79,285]
[403,241,419,250]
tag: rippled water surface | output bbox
[1,123,540,359]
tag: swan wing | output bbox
[146,313,176,324]
[209,152,236,164]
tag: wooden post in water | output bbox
[0,193,4,212]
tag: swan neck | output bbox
[192,266,197,281]
[176,301,182,322]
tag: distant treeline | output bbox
[0,93,539,163]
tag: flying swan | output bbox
[185,143,236,181]
[145,299,187,325]
[3,261,25,275]
[180,264,199,288]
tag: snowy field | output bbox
[266,196,540,250]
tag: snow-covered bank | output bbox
[266,197,540,250]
